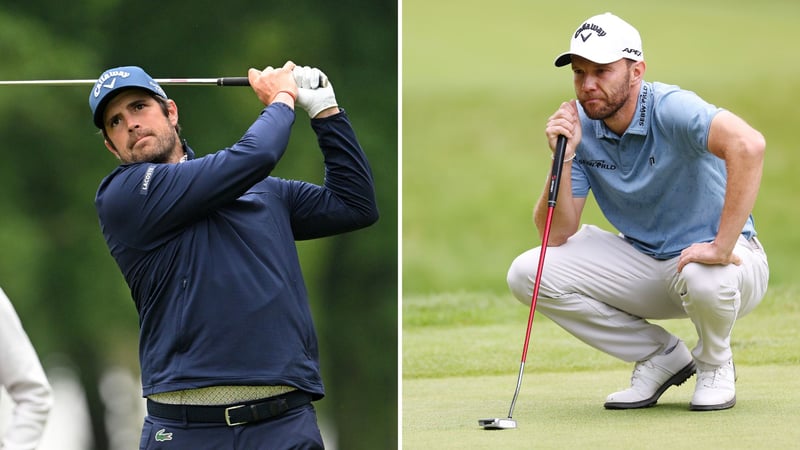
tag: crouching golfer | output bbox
[507,13,768,411]
[89,62,378,448]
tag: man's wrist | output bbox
[551,153,576,163]
[272,90,297,106]
[312,106,340,119]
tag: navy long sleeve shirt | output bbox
[95,103,378,398]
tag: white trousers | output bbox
[506,225,769,367]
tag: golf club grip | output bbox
[217,77,251,86]
[548,135,568,206]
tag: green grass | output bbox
[403,288,800,379]
[401,1,800,447]
[402,286,800,449]
[403,367,800,449]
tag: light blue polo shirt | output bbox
[571,81,756,259]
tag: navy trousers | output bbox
[138,403,324,449]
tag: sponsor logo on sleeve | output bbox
[140,165,156,195]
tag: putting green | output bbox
[403,365,800,449]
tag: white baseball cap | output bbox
[554,13,644,67]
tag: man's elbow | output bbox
[731,117,766,161]
[541,221,579,247]
[351,201,379,230]
[746,130,766,160]
[545,232,571,247]
[360,207,379,228]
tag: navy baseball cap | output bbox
[89,66,168,128]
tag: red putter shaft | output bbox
[480,135,568,430]
[506,134,568,421]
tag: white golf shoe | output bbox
[690,359,736,411]
[604,340,696,409]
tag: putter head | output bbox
[478,418,517,430]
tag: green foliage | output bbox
[0,2,396,449]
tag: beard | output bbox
[124,128,179,164]
[141,132,178,164]
[579,72,632,121]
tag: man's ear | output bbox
[167,99,179,127]
[632,61,646,84]
[104,139,122,161]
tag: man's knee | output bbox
[507,250,539,305]
[679,263,738,311]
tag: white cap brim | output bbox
[554,50,626,67]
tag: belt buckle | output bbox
[225,404,247,426]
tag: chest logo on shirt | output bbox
[578,159,617,170]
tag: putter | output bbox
[479,134,568,430]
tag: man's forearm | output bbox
[534,160,579,245]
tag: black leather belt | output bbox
[147,390,313,426]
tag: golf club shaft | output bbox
[507,134,568,419]
[0,77,251,86]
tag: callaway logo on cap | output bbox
[88,66,168,128]
[554,12,644,67]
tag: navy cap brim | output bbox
[92,87,129,128]
[92,86,166,128]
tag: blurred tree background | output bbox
[0,1,397,449]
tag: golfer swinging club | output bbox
[507,13,768,411]
[89,61,378,448]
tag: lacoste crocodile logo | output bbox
[155,428,173,442]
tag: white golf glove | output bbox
[292,66,338,118]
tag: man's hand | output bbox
[677,242,742,272]
[248,61,298,107]
[293,66,339,119]
[545,100,581,160]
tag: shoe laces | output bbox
[697,368,719,387]
[630,360,655,385]
[697,362,734,387]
